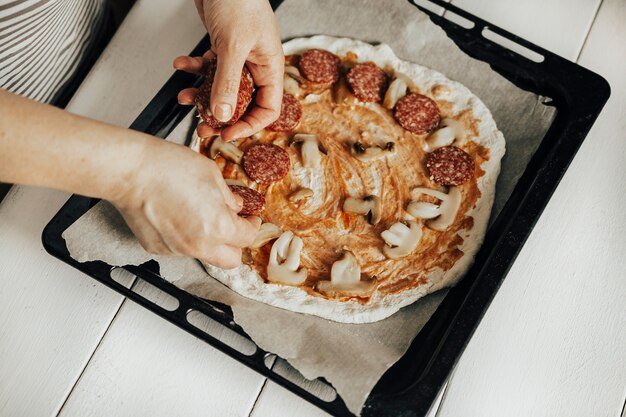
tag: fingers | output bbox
[120,210,175,256]
[221,58,283,140]
[196,121,220,138]
[172,52,215,75]
[199,245,243,269]
[220,97,279,140]
[173,56,205,74]
[178,88,198,105]
[222,210,261,247]
[218,179,244,212]
[211,46,248,123]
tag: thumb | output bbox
[211,50,248,123]
[219,180,244,212]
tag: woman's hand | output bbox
[110,139,261,269]
[1,73,260,271]
[174,0,284,141]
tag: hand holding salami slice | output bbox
[193,58,255,129]
[174,0,284,140]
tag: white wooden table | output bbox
[1,0,625,416]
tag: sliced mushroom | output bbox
[292,134,325,169]
[333,76,354,104]
[350,141,395,162]
[190,129,201,152]
[425,118,466,151]
[383,77,408,109]
[381,221,423,259]
[284,65,304,82]
[409,187,462,231]
[250,223,282,249]
[342,195,382,225]
[407,201,441,219]
[224,178,246,187]
[208,136,244,164]
[284,75,300,96]
[289,188,314,203]
[267,231,308,285]
[283,65,304,96]
[316,251,377,297]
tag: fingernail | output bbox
[215,103,232,122]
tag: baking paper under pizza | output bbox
[190,36,505,324]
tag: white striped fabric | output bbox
[0,0,107,103]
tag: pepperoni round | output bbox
[228,185,265,216]
[394,93,441,134]
[195,58,254,129]
[243,144,290,185]
[426,146,474,186]
[346,62,389,102]
[298,49,341,84]
[267,93,302,132]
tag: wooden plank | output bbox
[57,281,267,417]
[0,187,127,417]
[435,0,626,416]
[450,0,602,59]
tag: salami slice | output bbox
[267,93,302,132]
[243,144,290,185]
[394,93,441,134]
[426,145,474,186]
[228,185,265,216]
[195,58,254,129]
[298,49,341,84]
[346,62,389,102]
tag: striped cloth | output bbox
[0,0,108,104]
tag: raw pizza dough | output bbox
[191,36,505,324]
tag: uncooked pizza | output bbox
[190,36,505,323]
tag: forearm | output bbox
[0,89,152,201]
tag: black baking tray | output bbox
[42,1,610,416]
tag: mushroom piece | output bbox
[425,118,466,151]
[284,75,300,96]
[316,251,377,297]
[406,201,441,219]
[250,223,282,249]
[283,65,304,96]
[292,133,326,169]
[284,65,305,82]
[267,231,308,285]
[381,221,423,259]
[409,187,462,231]
[350,141,395,162]
[343,195,382,225]
[333,76,354,104]
[224,178,246,187]
[190,129,202,152]
[289,188,314,203]
[382,76,408,109]
[208,136,244,164]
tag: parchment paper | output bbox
[62,0,556,414]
